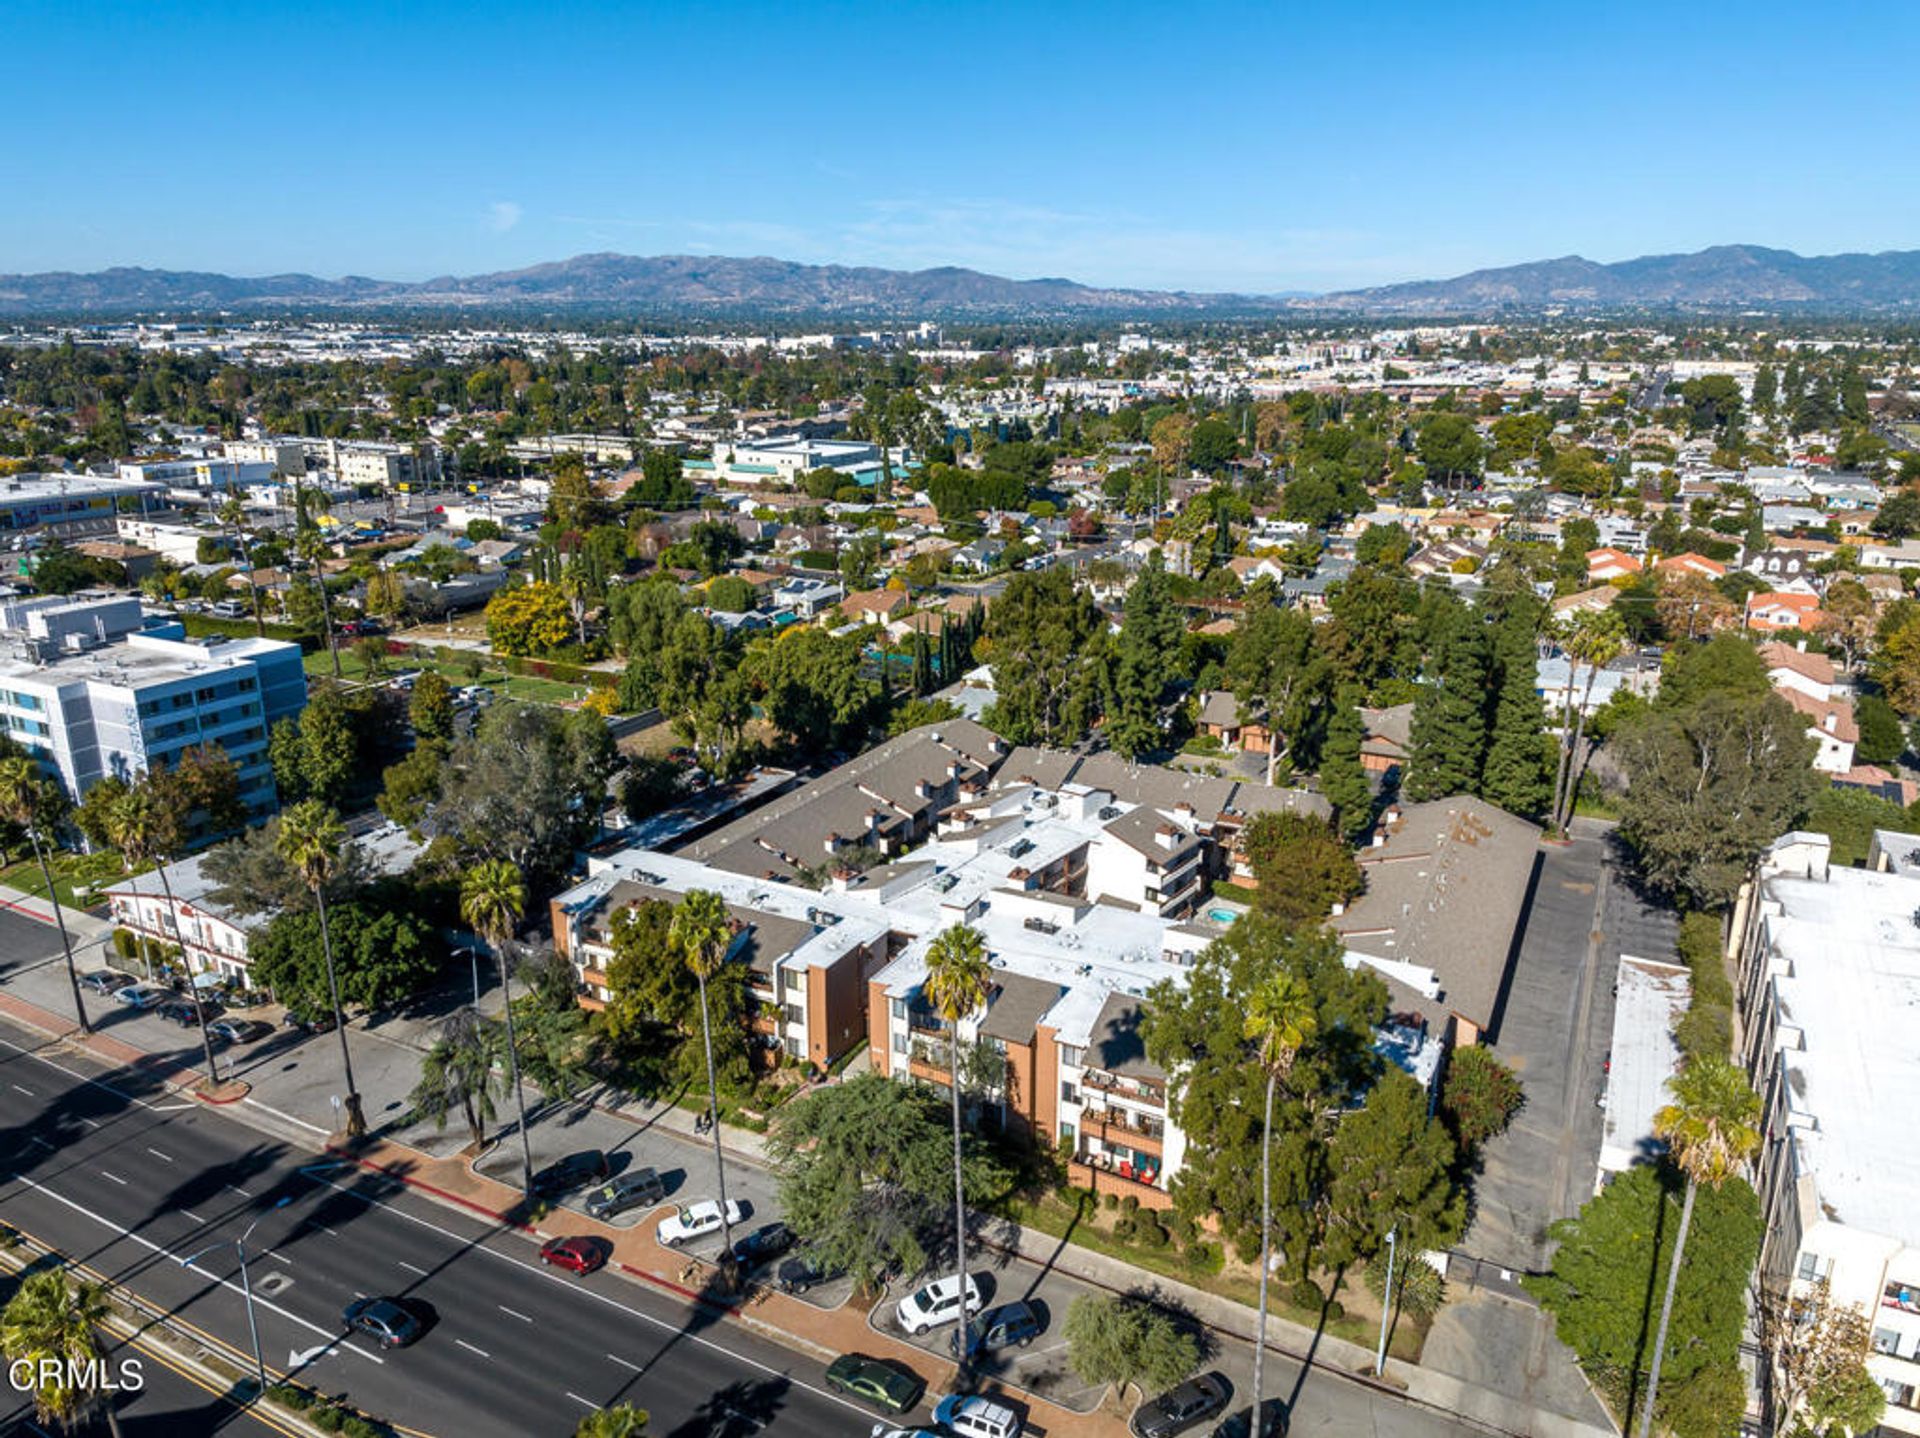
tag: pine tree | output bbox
[1320,696,1373,841]
[1109,560,1183,759]
[1479,609,1551,817]
[1405,622,1489,802]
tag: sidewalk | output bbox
[0,917,1615,1438]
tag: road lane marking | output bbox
[11,1084,34,1096]
[455,1339,490,1358]
[179,1210,204,1223]
[499,1304,533,1322]
[398,1260,429,1275]
[2,1174,383,1365]
[564,1393,598,1410]
[99,1170,127,1185]
[0,1034,153,1110]
[226,1184,253,1198]
[146,1146,173,1162]
[605,1352,642,1370]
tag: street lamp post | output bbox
[1375,1223,1398,1377]
[179,1196,293,1398]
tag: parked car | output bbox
[656,1199,745,1247]
[896,1273,983,1336]
[159,999,221,1028]
[208,1018,272,1045]
[538,1236,605,1275]
[933,1394,1024,1438]
[948,1300,1043,1357]
[776,1248,843,1295]
[284,1007,336,1034]
[584,1168,665,1220]
[342,1297,422,1348]
[530,1150,612,1199]
[729,1221,794,1268]
[1130,1372,1231,1437]
[869,1428,939,1438]
[114,983,169,1009]
[823,1354,922,1414]
[1208,1399,1288,1438]
[79,970,135,997]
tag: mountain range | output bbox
[5,244,1920,317]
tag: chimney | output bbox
[1796,638,1806,653]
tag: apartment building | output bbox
[0,609,307,814]
[325,440,442,491]
[116,457,276,493]
[224,439,307,477]
[1734,831,1920,1432]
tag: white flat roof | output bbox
[1600,955,1690,1177]
[1758,865,1920,1244]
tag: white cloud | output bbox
[486,200,523,234]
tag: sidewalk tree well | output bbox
[768,1072,1010,1292]
[1061,1292,1202,1404]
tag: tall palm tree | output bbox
[275,801,363,1137]
[1550,609,1628,836]
[671,889,740,1276]
[294,481,341,678]
[0,757,89,1034]
[1245,971,1317,1435]
[922,922,992,1371]
[410,1007,506,1154]
[218,493,265,636]
[1,1270,124,1438]
[1637,1055,1762,1438]
[107,786,222,1089]
[461,859,533,1192]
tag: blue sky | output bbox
[5,1,1916,293]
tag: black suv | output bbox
[531,1150,612,1198]
[1131,1372,1231,1437]
[729,1221,794,1268]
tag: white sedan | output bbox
[114,983,170,1009]
[656,1199,745,1247]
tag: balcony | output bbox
[1082,1069,1166,1106]
[1082,1106,1165,1152]
[1886,1281,1920,1316]
[1069,1152,1172,1210]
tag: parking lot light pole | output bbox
[179,1195,293,1397]
[1375,1224,1398,1377]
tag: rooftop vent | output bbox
[1098,805,1122,821]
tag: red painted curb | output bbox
[321,1144,539,1231]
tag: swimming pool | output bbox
[1207,907,1242,924]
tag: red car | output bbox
[539,1236,606,1275]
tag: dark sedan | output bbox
[531,1150,611,1199]
[342,1297,422,1349]
[729,1221,795,1269]
[1131,1372,1231,1437]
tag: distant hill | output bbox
[1306,244,1920,314]
[0,253,1251,318]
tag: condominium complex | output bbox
[1735,831,1920,1432]
[0,597,307,815]
[325,440,442,490]
[553,723,1514,1211]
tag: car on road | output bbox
[538,1236,606,1275]
[208,1018,272,1045]
[933,1394,1024,1438]
[284,1007,336,1034]
[114,983,169,1009]
[729,1221,794,1268]
[584,1167,665,1219]
[776,1247,844,1295]
[656,1199,745,1247]
[948,1300,1043,1356]
[1208,1399,1288,1438]
[823,1354,922,1414]
[79,970,135,996]
[159,998,221,1028]
[1130,1372,1231,1437]
[342,1297,423,1348]
[530,1150,611,1199]
[896,1273,983,1336]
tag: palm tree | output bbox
[1549,609,1628,836]
[107,786,222,1089]
[1,1271,124,1437]
[1245,971,1317,1435]
[0,757,89,1035]
[461,859,533,1193]
[922,922,992,1372]
[574,1404,649,1438]
[671,889,740,1276]
[410,1007,506,1154]
[1636,1055,1763,1438]
[294,481,341,678]
[218,494,265,636]
[275,800,363,1137]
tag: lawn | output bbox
[0,848,130,911]
[301,647,594,708]
[1000,1189,1427,1362]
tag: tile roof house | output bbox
[1775,685,1858,774]
[1586,547,1644,581]
[840,587,910,624]
[1745,591,1825,634]
[1656,551,1728,580]
[1552,584,1620,619]
[1332,796,1543,1046]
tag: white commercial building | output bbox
[0,611,307,817]
[224,439,307,477]
[1735,831,1920,1431]
[116,457,276,493]
[325,441,441,491]
[0,473,164,531]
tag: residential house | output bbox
[1196,690,1275,756]
[840,588,910,626]
[1586,547,1643,582]
[1552,585,1620,620]
[1656,552,1728,581]
[1359,704,1414,775]
[1745,591,1825,634]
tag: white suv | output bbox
[896,1273,983,1335]
[934,1394,1023,1438]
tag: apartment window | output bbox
[1873,1327,1902,1358]
[890,997,907,1022]
[1060,1081,1079,1105]
[783,1003,803,1027]
[1796,1250,1827,1281]
[1058,1044,1083,1070]
[1058,1122,1076,1150]
[892,1031,908,1055]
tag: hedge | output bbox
[178,613,319,651]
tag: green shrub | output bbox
[112,929,137,962]
[1102,1191,1119,1211]
[312,1404,345,1433]
[266,1382,313,1410]
[1120,1194,1140,1215]
[1290,1279,1323,1311]
[1324,1298,1346,1322]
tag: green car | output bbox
[824,1353,923,1414]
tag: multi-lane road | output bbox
[0,1018,899,1438]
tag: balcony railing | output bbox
[1072,1150,1165,1191]
[1083,1105,1165,1143]
[1885,1282,1920,1316]
[1082,1069,1166,1105]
